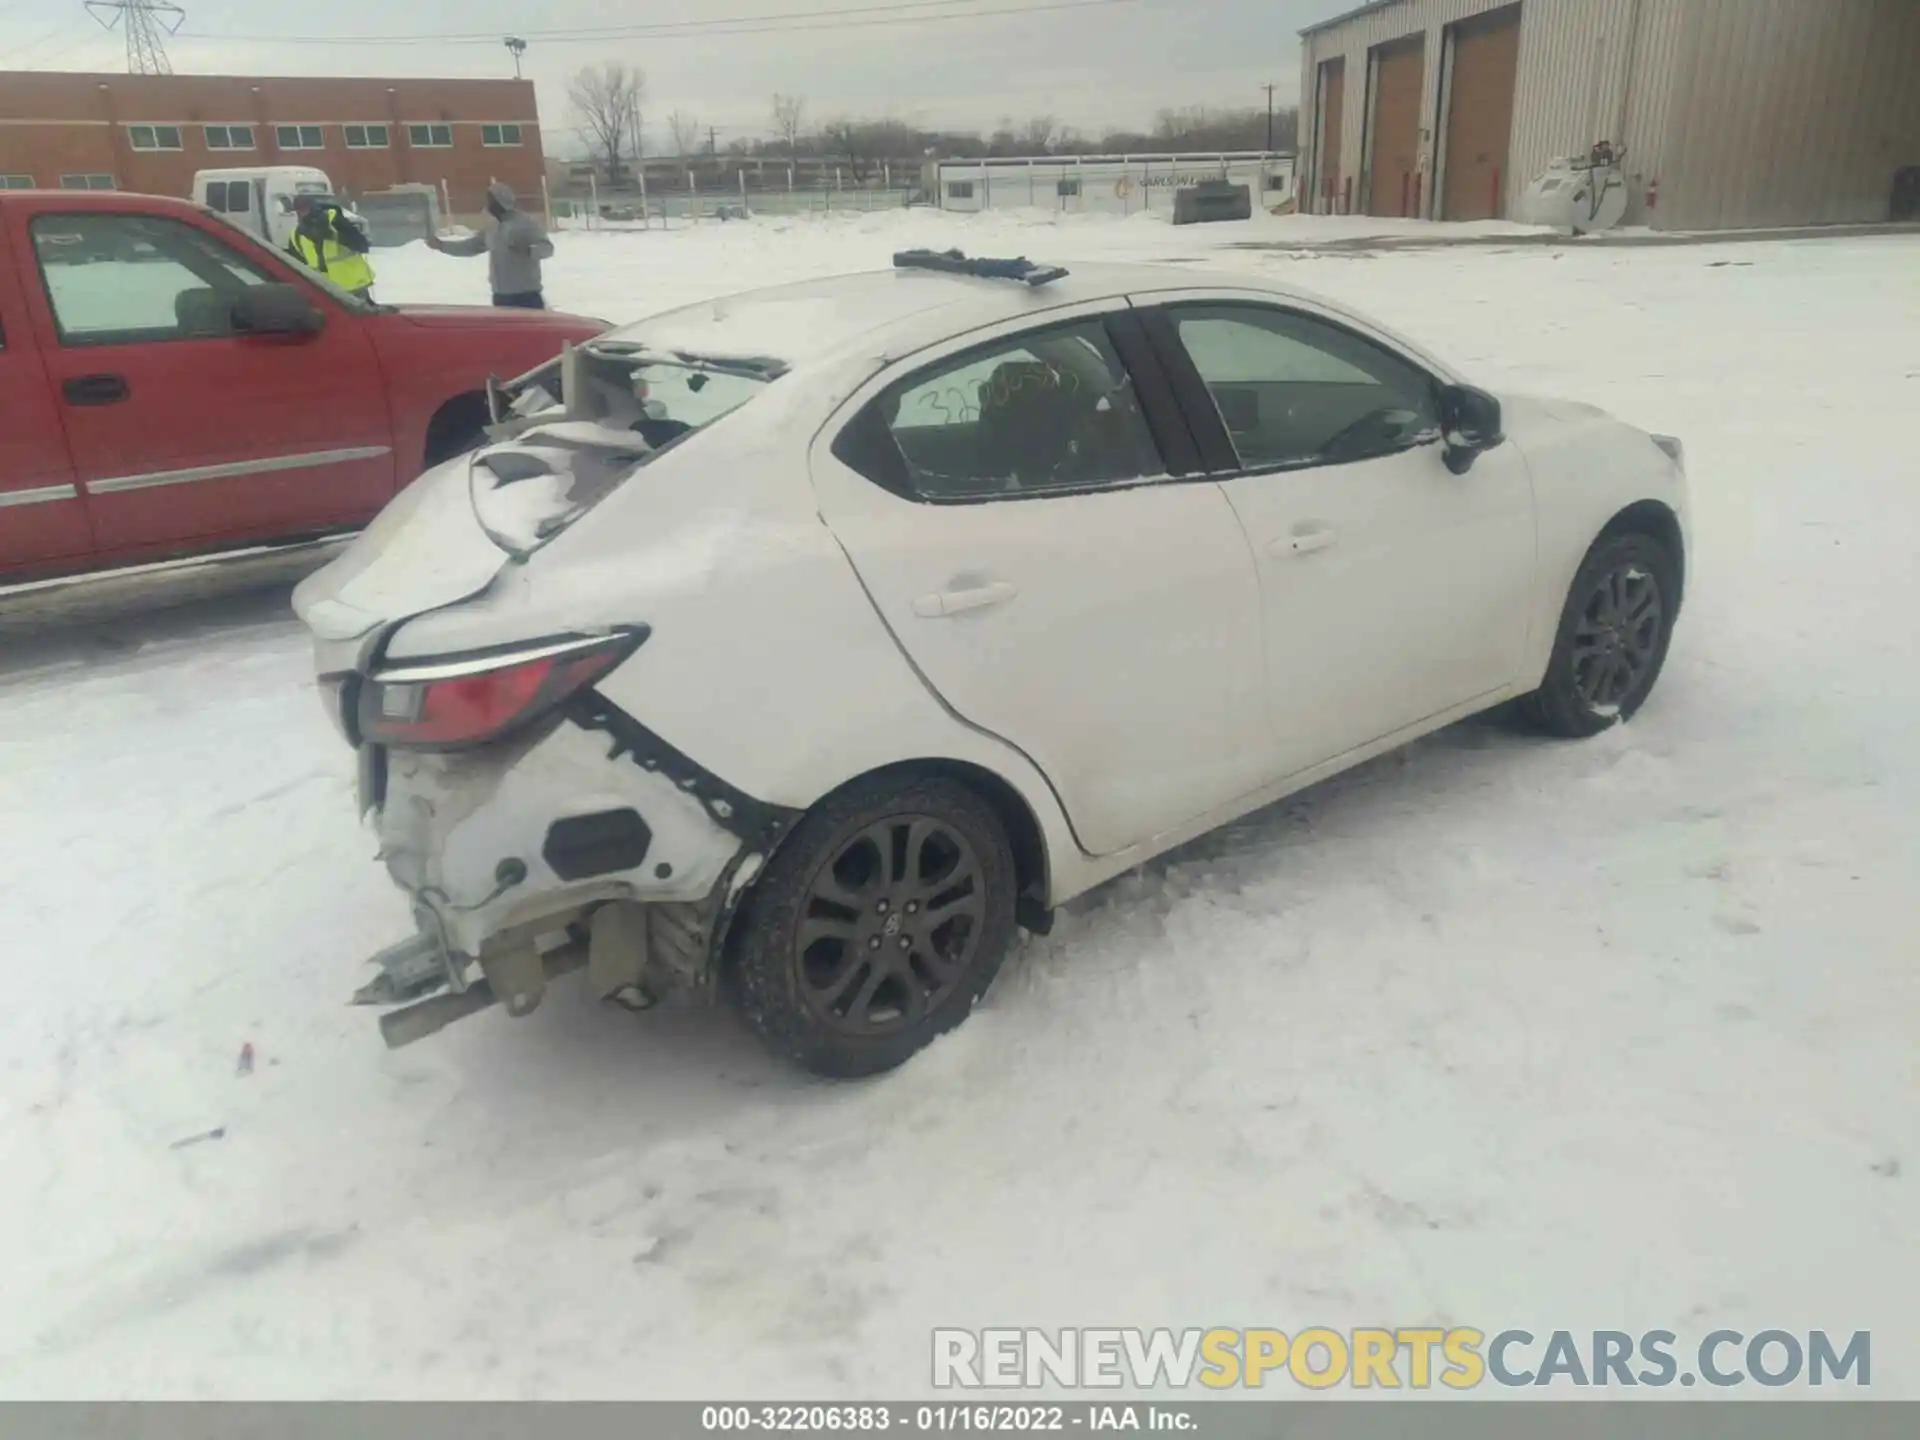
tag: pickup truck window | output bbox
[31,213,275,347]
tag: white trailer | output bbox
[934,152,1295,216]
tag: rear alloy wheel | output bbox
[729,775,1017,1078]
[1523,531,1679,738]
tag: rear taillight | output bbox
[358,630,644,752]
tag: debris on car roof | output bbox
[892,248,1070,287]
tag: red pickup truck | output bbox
[0,189,604,584]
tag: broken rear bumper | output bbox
[348,691,796,1048]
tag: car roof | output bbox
[598,261,1398,375]
[0,190,202,213]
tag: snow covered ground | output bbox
[1,207,1917,1399]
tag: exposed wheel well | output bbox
[1597,500,1685,610]
[907,759,1050,905]
[766,760,1050,904]
[712,757,1053,983]
[423,391,491,469]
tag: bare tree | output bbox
[820,119,864,182]
[1020,114,1059,153]
[1145,103,1292,153]
[568,62,646,182]
[772,93,806,157]
[667,110,702,179]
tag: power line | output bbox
[272,0,1003,44]
[174,0,1136,48]
[19,23,117,68]
[8,18,95,64]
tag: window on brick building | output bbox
[408,123,454,148]
[127,125,183,151]
[481,123,523,147]
[345,124,390,149]
[2,175,35,189]
[276,125,326,150]
[204,124,256,150]
[60,174,117,190]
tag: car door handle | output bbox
[63,373,129,406]
[913,582,1018,618]
[1267,527,1338,558]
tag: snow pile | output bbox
[0,216,1916,1399]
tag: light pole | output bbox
[505,36,527,79]
[1261,82,1277,151]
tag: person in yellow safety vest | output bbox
[285,194,376,300]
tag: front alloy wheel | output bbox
[1571,560,1664,711]
[729,775,1017,1078]
[1524,530,1679,737]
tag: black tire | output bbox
[1522,530,1680,738]
[728,774,1018,1079]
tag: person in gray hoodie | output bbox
[428,181,555,309]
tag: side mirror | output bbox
[1440,383,1504,473]
[232,283,324,337]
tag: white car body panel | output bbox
[291,260,1693,1039]
[1499,395,1692,687]
[1118,283,1538,778]
[1218,439,1536,777]
[807,296,1270,858]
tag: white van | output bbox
[192,165,337,251]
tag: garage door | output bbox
[1365,35,1426,218]
[1443,4,1523,220]
[1316,58,1346,212]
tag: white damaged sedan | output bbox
[294,249,1690,1077]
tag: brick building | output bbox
[0,71,545,216]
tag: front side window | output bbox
[127,124,183,151]
[1167,304,1440,469]
[205,124,255,150]
[31,213,275,346]
[840,319,1164,502]
[408,123,454,148]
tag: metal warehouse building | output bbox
[1298,0,1920,230]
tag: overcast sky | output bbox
[4,0,1333,151]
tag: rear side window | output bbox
[31,213,275,346]
[834,318,1165,502]
[204,180,254,214]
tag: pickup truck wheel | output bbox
[423,393,490,468]
[729,775,1017,1079]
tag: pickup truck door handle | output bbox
[63,374,130,406]
[1267,526,1338,559]
[912,581,1018,618]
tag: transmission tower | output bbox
[85,0,187,76]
